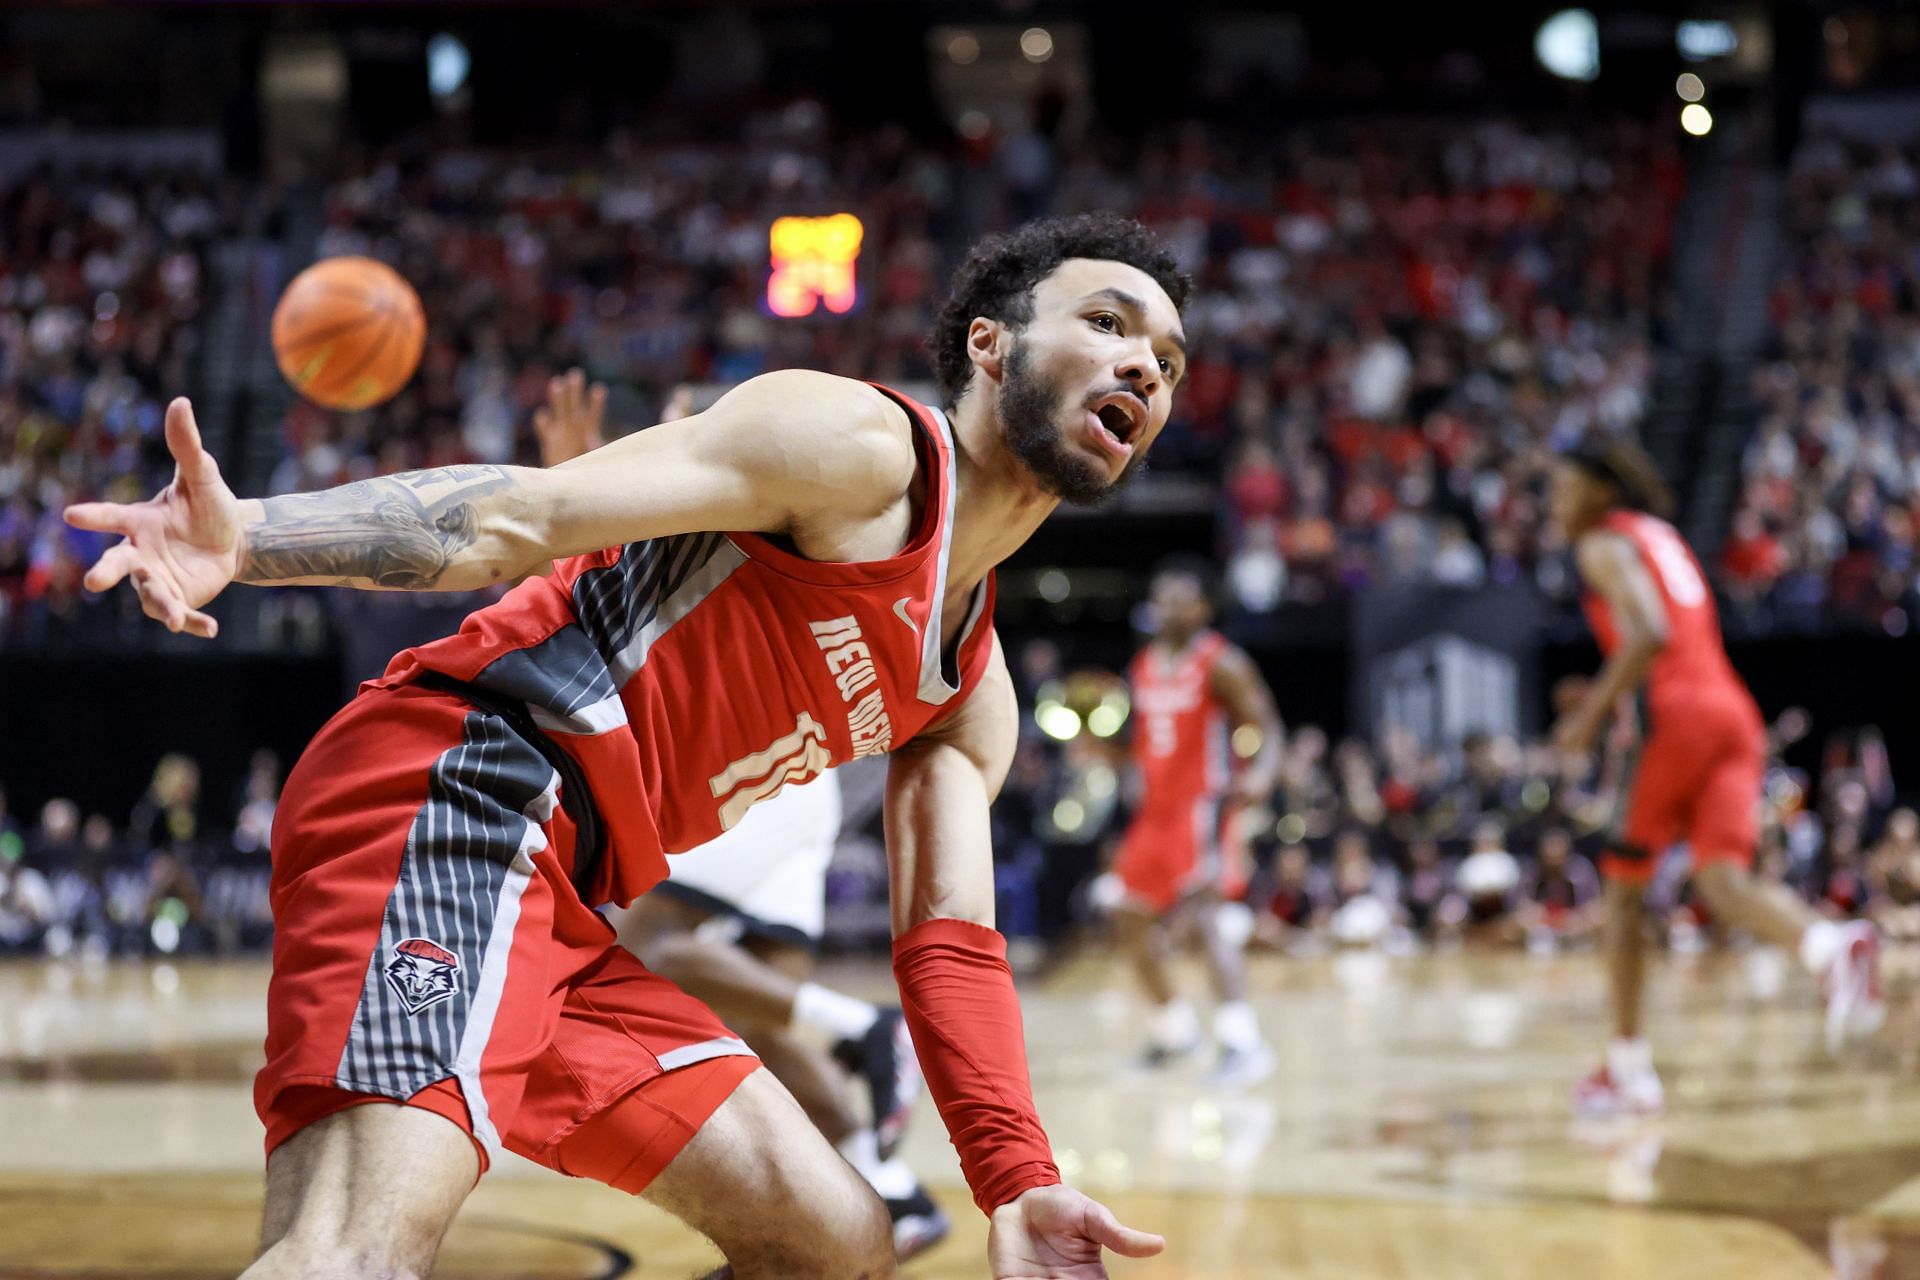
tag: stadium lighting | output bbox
[1676,19,1738,62]
[1680,103,1713,137]
[766,214,863,317]
[1036,702,1082,741]
[426,34,470,100]
[1020,27,1055,63]
[1675,72,1704,102]
[1535,10,1599,82]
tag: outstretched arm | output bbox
[886,636,1165,1279]
[66,371,914,636]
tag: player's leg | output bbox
[618,893,921,1158]
[1193,810,1271,1086]
[248,1095,478,1279]
[641,1067,895,1279]
[735,933,950,1260]
[1685,740,1882,1050]
[621,892,804,1028]
[1574,869,1663,1115]
[515,949,892,1279]
[1110,816,1202,1066]
[249,686,575,1275]
[1114,900,1201,1065]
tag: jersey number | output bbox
[1146,713,1177,759]
[709,713,831,830]
[1641,523,1707,607]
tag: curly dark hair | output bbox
[928,213,1191,407]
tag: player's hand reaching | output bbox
[532,368,607,467]
[63,397,241,638]
[989,1183,1165,1278]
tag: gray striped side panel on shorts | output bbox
[333,710,559,1156]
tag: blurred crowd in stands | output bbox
[1718,130,1920,637]
[0,107,1753,653]
[0,165,279,647]
[3,695,1908,960]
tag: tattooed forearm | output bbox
[238,465,514,588]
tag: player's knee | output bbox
[1693,860,1745,907]
[819,1178,895,1278]
[730,1174,893,1278]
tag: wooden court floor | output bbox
[2,943,1918,1278]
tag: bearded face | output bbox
[1000,338,1148,508]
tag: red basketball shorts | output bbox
[256,682,758,1185]
[1605,687,1766,884]
[1112,795,1246,914]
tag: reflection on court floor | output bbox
[1,946,1916,1278]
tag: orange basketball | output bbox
[271,256,426,411]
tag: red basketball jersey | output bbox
[1580,510,1750,709]
[1127,630,1232,816]
[377,384,998,907]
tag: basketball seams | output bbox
[314,306,399,408]
[272,257,425,409]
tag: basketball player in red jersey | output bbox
[1549,437,1882,1117]
[65,214,1181,1279]
[1111,557,1282,1088]
[537,374,949,1261]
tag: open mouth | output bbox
[1088,394,1146,456]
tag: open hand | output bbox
[532,368,607,466]
[989,1184,1165,1279]
[63,398,241,638]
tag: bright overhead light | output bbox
[1536,10,1599,82]
[1675,72,1704,102]
[1676,19,1738,62]
[1020,27,1055,63]
[427,33,470,100]
[1681,104,1713,137]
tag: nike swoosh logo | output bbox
[893,596,919,634]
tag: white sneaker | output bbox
[1202,1041,1276,1090]
[1572,1064,1665,1117]
[1824,920,1885,1053]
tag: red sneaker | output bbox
[1824,921,1885,1053]
[1572,1064,1664,1117]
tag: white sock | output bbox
[838,1127,883,1182]
[866,1156,919,1201]
[1799,918,1845,976]
[1608,1037,1653,1082]
[793,983,879,1041]
[838,1129,917,1199]
[1213,1001,1263,1053]
[1151,998,1199,1050]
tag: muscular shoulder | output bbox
[714,371,918,516]
[1574,529,1638,583]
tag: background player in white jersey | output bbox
[535,376,946,1259]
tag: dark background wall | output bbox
[6,626,1912,828]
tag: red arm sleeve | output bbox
[891,916,1062,1215]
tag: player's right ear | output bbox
[966,317,1010,385]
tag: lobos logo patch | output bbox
[385,937,461,1016]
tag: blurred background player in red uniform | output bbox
[534,374,947,1262]
[1549,437,1884,1117]
[1109,557,1282,1087]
